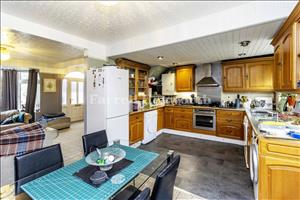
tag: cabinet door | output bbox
[281,29,295,89]
[274,45,283,90]
[259,155,300,200]
[223,64,245,91]
[297,19,300,88]
[245,61,274,91]
[176,66,194,92]
[216,123,243,140]
[173,112,192,131]
[157,108,164,130]
[129,120,144,144]
[164,112,174,129]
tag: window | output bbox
[17,71,40,111]
[62,79,84,106]
[78,82,84,104]
[71,81,78,104]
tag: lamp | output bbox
[0,47,10,61]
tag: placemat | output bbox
[73,159,133,188]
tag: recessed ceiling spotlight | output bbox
[172,62,177,65]
[157,56,164,60]
[238,53,246,56]
[239,40,251,47]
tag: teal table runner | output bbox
[21,144,158,200]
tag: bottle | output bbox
[235,94,241,108]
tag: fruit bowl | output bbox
[85,147,126,171]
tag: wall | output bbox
[39,73,63,116]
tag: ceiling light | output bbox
[0,47,10,61]
[65,71,84,79]
[239,40,251,47]
[157,56,164,60]
[98,1,118,6]
[238,53,246,57]
[172,62,177,65]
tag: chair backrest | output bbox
[134,188,151,200]
[151,155,181,200]
[14,144,64,195]
[82,130,108,156]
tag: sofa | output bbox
[0,110,32,131]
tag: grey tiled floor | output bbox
[140,133,254,200]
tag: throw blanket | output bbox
[0,122,45,156]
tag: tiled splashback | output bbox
[221,92,274,102]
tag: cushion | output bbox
[0,110,19,122]
[42,113,65,119]
[1,113,25,125]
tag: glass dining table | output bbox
[21,143,171,200]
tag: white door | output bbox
[62,78,84,122]
[105,67,129,118]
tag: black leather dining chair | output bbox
[114,155,181,200]
[134,188,151,200]
[82,130,108,156]
[150,155,181,200]
[14,144,64,195]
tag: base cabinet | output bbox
[129,113,144,144]
[173,109,192,132]
[259,137,300,200]
[164,108,174,129]
[157,108,164,131]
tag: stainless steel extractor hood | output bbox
[196,64,219,87]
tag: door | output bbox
[62,78,84,122]
[281,29,294,89]
[157,108,164,131]
[223,64,245,91]
[274,45,283,90]
[259,155,300,200]
[129,119,143,144]
[164,112,174,129]
[297,19,300,88]
[176,66,194,92]
[245,61,274,91]
[105,67,129,118]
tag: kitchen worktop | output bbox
[129,104,245,115]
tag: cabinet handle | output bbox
[245,75,248,79]
[224,76,226,79]
[227,119,232,122]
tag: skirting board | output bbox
[157,129,245,146]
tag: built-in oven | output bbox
[193,109,216,131]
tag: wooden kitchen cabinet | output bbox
[157,108,164,131]
[259,137,300,200]
[173,108,193,132]
[223,64,245,91]
[223,57,274,92]
[271,2,300,91]
[216,110,244,140]
[164,107,174,129]
[129,113,144,144]
[176,65,195,92]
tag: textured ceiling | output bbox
[1,29,84,64]
[111,19,284,66]
[1,1,249,44]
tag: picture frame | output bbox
[43,78,56,92]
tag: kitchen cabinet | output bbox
[157,108,164,131]
[259,137,300,200]
[222,56,274,92]
[115,58,150,100]
[223,64,245,91]
[162,73,176,95]
[296,18,300,86]
[173,108,193,132]
[129,113,144,144]
[271,2,300,91]
[216,110,244,140]
[176,65,195,92]
[164,107,174,129]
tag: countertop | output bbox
[129,104,244,115]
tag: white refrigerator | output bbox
[85,66,129,146]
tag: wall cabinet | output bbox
[259,137,300,200]
[271,3,300,91]
[129,113,144,144]
[115,58,150,100]
[222,57,274,92]
[216,110,244,140]
[164,107,174,129]
[175,65,195,92]
[162,73,176,95]
[157,108,164,131]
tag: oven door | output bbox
[193,113,216,131]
